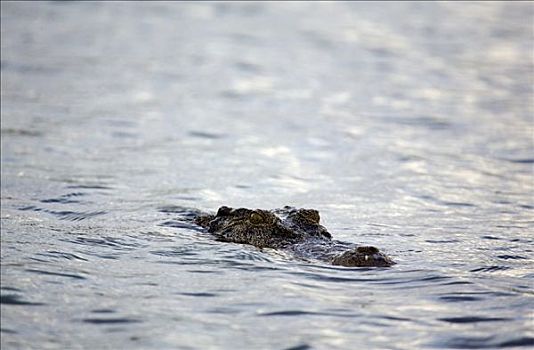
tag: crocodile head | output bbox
[196,206,331,248]
[193,206,394,267]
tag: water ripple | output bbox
[501,158,534,164]
[150,247,198,257]
[497,255,527,260]
[35,250,89,261]
[258,310,357,317]
[66,236,144,251]
[283,344,311,350]
[0,328,17,334]
[157,205,204,216]
[188,130,227,139]
[439,316,510,324]
[470,266,512,272]
[82,318,142,324]
[25,269,87,280]
[442,335,534,349]
[40,192,87,204]
[0,294,45,306]
[178,292,218,297]
[66,185,113,190]
[159,220,204,231]
[498,337,534,348]
[19,205,106,221]
[439,295,483,302]
[91,309,116,314]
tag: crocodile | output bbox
[192,206,394,267]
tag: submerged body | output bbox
[194,206,394,267]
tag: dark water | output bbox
[1,2,533,349]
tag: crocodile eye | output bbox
[249,212,264,224]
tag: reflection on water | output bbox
[1,1,533,349]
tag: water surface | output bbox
[1,2,533,349]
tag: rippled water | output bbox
[1,2,533,349]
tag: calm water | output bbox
[1,2,533,349]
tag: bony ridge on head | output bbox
[217,206,232,216]
[299,209,320,224]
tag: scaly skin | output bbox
[194,206,395,267]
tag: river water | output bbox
[1,2,533,349]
